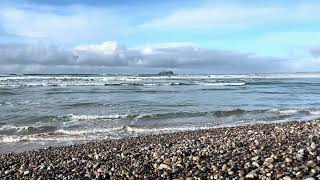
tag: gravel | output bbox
[0,120,320,179]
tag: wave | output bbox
[65,114,138,121]
[2,115,318,144]
[1,108,319,140]
[0,82,246,87]
[269,109,320,116]
[59,109,256,123]
[0,125,57,135]
[0,91,17,95]
[62,102,104,107]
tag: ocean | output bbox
[1,73,320,153]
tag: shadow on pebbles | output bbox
[1,120,320,179]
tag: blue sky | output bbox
[0,0,319,73]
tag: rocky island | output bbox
[158,71,175,76]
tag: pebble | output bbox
[285,157,292,163]
[264,157,274,164]
[252,161,260,168]
[310,142,317,150]
[157,164,172,171]
[245,173,255,179]
[23,170,30,176]
[304,178,315,180]
[163,159,171,166]
[0,120,319,179]
[251,156,259,161]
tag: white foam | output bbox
[199,82,245,86]
[270,109,299,115]
[278,109,299,115]
[123,125,212,134]
[67,114,135,121]
[309,110,320,115]
[0,125,26,131]
[0,136,22,143]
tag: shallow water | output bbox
[1,73,320,153]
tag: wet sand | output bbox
[0,120,319,179]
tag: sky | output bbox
[0,0,319,74]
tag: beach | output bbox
[1,120,319,179]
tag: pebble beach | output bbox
[1,120,320,179]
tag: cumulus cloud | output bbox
[0,41,292,73]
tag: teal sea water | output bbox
[1,73,320,152]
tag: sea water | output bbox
[1,73,320,153]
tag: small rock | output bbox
[296,153,304,161]
[192,156,199,161]
[251,156,259,161]
[153,152,160,158]
[254,139,260,146]
[238,170,245,177]
[228,170,234,176]
[212,165,218,171]
[307,160,315,167]
[298,149,304,154]
[245,173,255,179]
[158,163,172,171]
[163,159,171,166]
[252,161,260,168]
[222,164,228,171]
[264,157,274,164]
[23,170,30,176]
[283,176,291,180]
[285,157,292,163]
[310,142,317,150]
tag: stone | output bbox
[264,157,274,164]
[245,173,255,179]
[228,170,234,176]
[212,165,218,171]
[23,170,30,176]
[221,164,228,171]
[254,139,260,146]
[282,176,291,180]
[252,161,260,168]
[298,149,304,154]
[285,158,292,163]
[310,142,317,150]
[158,163,172,171]
[163,159,171,166]
[251,156,259,161]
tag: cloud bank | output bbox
[0,41,292,74]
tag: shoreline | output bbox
[1,120,320,179]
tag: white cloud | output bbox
[141,2,320,29]
[0,5,130,44]
[309,47,320,58]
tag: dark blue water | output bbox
[1,73,320,152]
